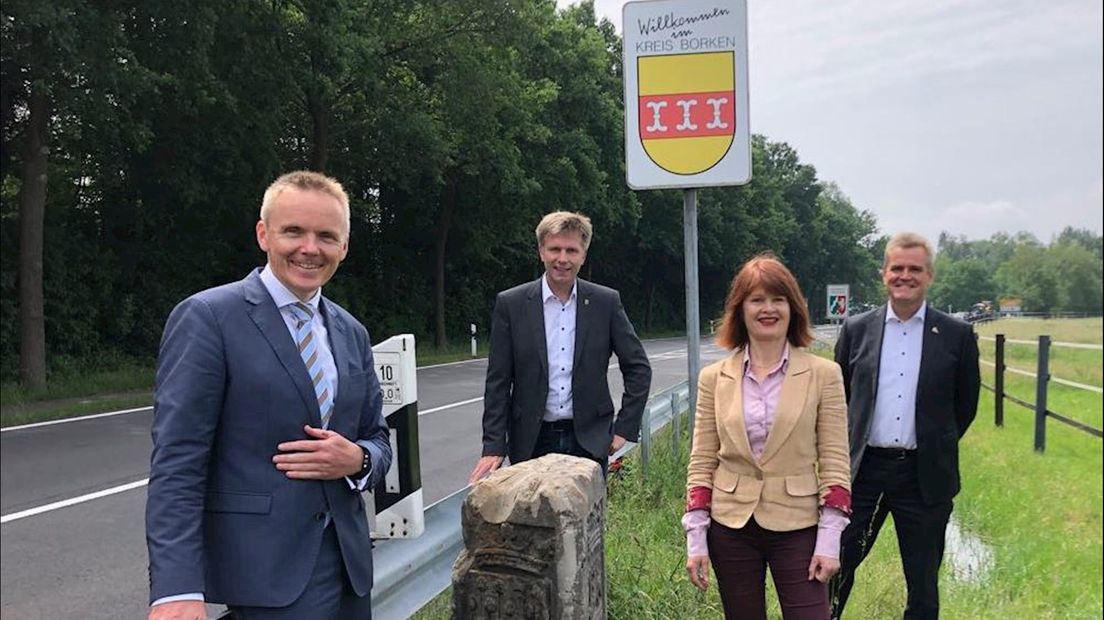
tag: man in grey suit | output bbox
[830,232,980,620]
[468,211,652,483]
[146,171,392,619]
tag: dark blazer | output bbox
[834,303,980,504]
[480,277,652,464]
[146,270,392,607]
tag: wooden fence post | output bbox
[995,334,1005,427]
[1034,335,1051,452]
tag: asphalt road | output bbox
[0,336,733,619]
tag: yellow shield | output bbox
[638,52,736,175]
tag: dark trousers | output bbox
[230,523,372,620]
[830,448,953,620]
[708,517,829,620]
[532,419,608,476]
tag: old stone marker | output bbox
[452,454,606,619]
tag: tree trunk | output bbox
[433,171,458,349]
[645,278,655,333]
[18,80,49,388]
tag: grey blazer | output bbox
[833,303,980,504]
[480,277,652,464]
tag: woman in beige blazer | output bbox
[684,254,851,620]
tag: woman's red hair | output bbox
[715,253,814,350]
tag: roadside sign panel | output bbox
[623,0,750,189]
[368,334,424,539]
[826,284,850,319]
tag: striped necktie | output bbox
[289,302,334,428]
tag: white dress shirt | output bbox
[260,266,339,411]
[542,275,577,422]
[869,302,926,449]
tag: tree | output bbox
[929,256,996,312]
[1048,242,1102,313]
[1056,226,1103,261]
[2,0,145,385]
[995,243,1059,312]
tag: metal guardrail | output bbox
[371,487,469,619]
[369,380,692,619]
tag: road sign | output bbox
[623,0,750,189]
[826,284,850,319]
[369,334,424,539]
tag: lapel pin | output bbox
[931,326,940,334]
[584,298,589,306]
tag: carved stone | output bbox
[452,454,606,619]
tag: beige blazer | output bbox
[687,348,850,532]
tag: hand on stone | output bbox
[686,555,710,591]
[468,455,504,484]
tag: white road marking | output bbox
[1,478,149,524]
[418,396,484,416]
[1,406,154,433]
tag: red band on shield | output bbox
[638,90,735,140]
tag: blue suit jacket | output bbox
[146,269,392,606]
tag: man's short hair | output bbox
[883,232,934,272]
[260,171,351,236]
[535,211,593,250]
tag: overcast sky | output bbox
[580,0,1103,245]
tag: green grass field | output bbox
[976,317,1103,344]
[977,317,1102,392]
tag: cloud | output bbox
[884,178,1103,242]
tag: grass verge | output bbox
[413,397,1103,618]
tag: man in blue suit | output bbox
[146,171,392,619]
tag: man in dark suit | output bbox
[146,171,392,619]
[830,232,980,620]
[468,211,652,483]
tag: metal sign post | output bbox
[683,189,700,441]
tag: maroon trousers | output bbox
[708,517,829,620]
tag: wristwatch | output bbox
[354,446,372,480]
